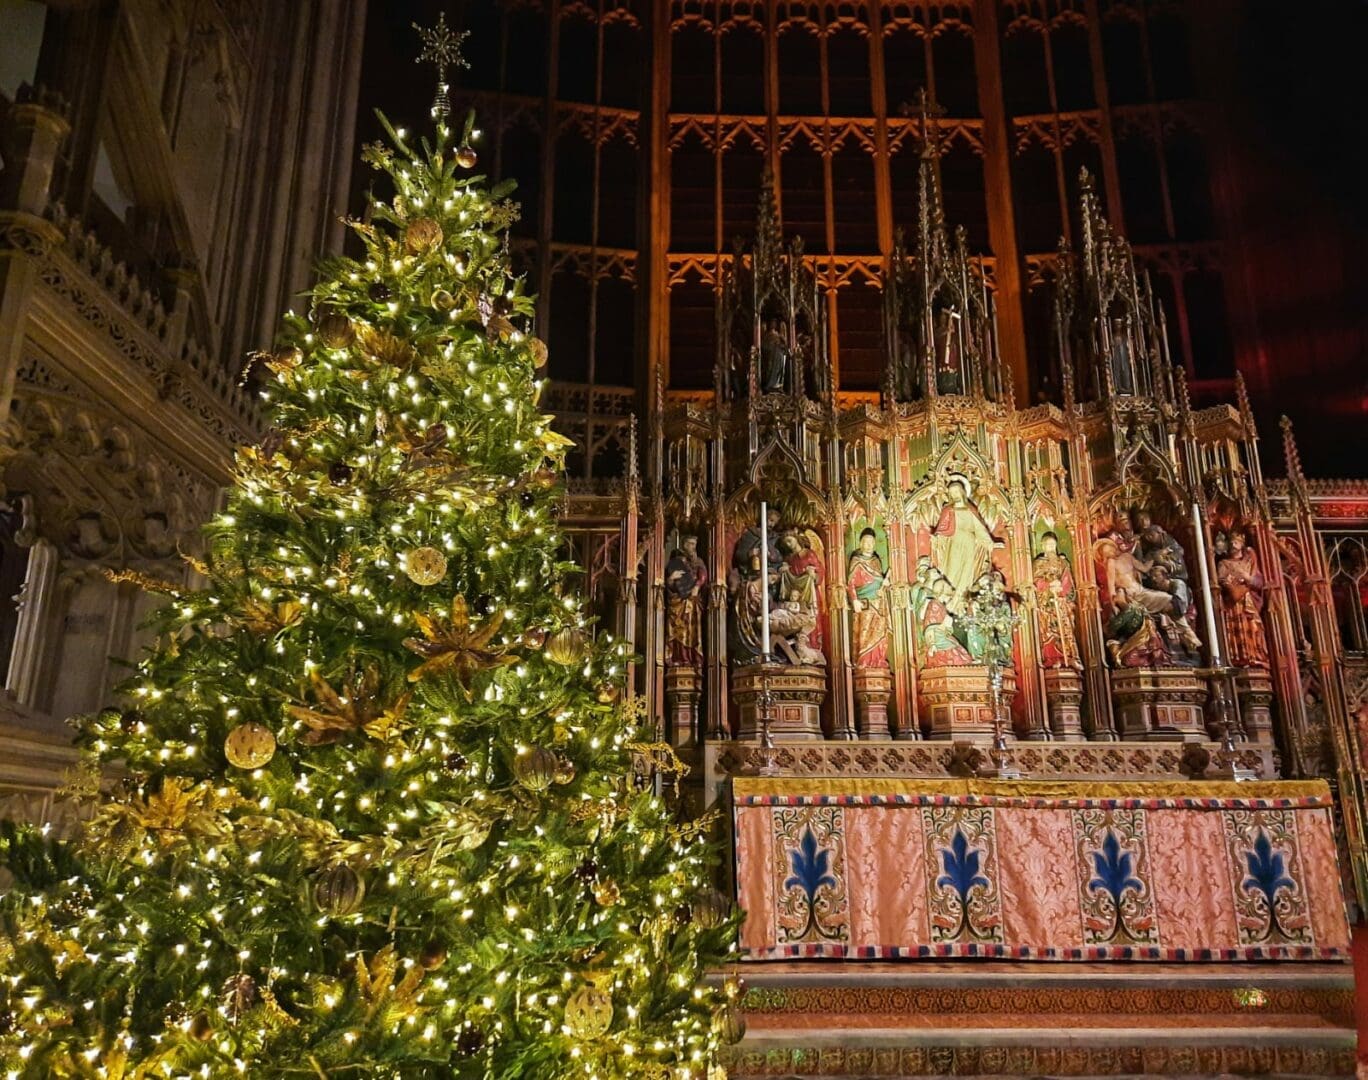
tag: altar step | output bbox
[723,961,1355,1078]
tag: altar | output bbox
[732,777,1350,963]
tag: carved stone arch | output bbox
[1113,433,1179,495]
[841,487,888,528]
[726,438,825,528]
[908,432,1012,529]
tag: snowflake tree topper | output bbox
[414,12,470,121]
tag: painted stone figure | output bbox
[779,530,825,655]
[728,511,824,666]
[921,575,973,667]
[733,505,783,586]
[665,535,708,669]
[1134,518,1191,608]
[931,478,1001,613]
[1217,528,1270,669]
[847,528,891,669]
[760,318,789,394]
[1097,534,1201,667]
[1033,531,1081,669]
[933,302,963,395]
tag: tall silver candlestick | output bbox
[1190,501,1223,668]
[759,501,772,662]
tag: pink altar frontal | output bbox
[733,778,1350,962]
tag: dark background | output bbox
[353,1,1368,478]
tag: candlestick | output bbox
[1190,501,1223,668]
[759,501,772,662]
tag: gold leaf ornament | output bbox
[355,943,425,1021]
[526,336,549,369]
[403,217,444,255]
[358,325,416,368]
[238,597,304,636]
[403,595,518,694]
[287,665,411,745]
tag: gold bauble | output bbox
[224,723,276,770]
[514,746,560,792]
[430,288,456,311]
[315,312,355,350]
[404,217,444,254]
[595,682,621,705]
[592,878,620,906]
[564,977,613,1040]
[188,1012,214,1042]
[545,627,587,666]
[456,146,478,169]
[691,887,732,930]
[715,1004,746,1045]
[527,336,549,369]
[553,755,576,785]
[313,863,365,917]
[404,546,448,586]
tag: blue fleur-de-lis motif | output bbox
[1089,831,1144,940]
[1242,829,1296,940]
[937,829,989,937]
[784,826,838,939]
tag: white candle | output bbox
[759,501,772,661]
[1190,502,1224,668]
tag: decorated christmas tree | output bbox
[0,24,737,1079]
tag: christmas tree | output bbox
[0,35,737,1078]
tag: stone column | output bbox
[1235,669,1275,746]
[665,666,702,748]
[0,93,71,217]
[1043,668,1086,741]
[5,539,61,710]
[852,667,893,740]
[0,94,69,431]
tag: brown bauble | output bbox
[456,146,478,169]
[419,939,448,970]
[514,746,560,792]
[691,887,732,930]
[188,1012,214,1042]
[545,627,588,667]
[592,878,621,906]
[552,755,576,786]
[521,627,547,650]
[404,217,444,255]
[403,546,448,586]
[564,979,613,1040]
[313,863,365,917]
[315,311,355,349]
[224,723,276,770]
[430,287,456,312]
